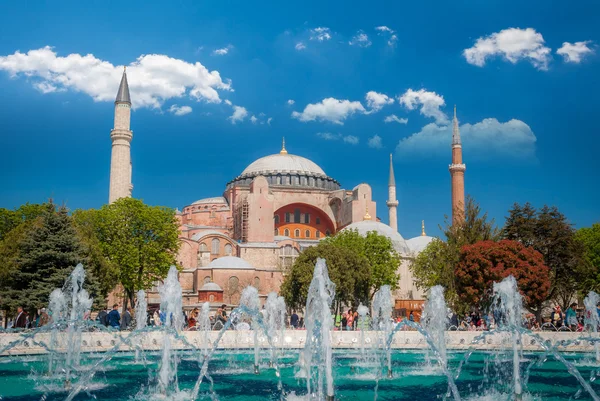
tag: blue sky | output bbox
[0,0,598,239]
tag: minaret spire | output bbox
[280,137,288,154]
[363,203,372,221]
[449,106,466,225]
[421,220,426,236]
[386,153,399,231]
[109,68,134,203]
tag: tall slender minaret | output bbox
[449,106,466,224]
[386,153,399,231]
[108,67,133,203]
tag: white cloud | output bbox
[388,35,398,47]
[398,89,448,125]
[287,99,295,105]
[0,46,232,109]
[267,117,273,125]
[344,135,359,145]
[396,118,536,160]
[295,42,306,51]
[310,27,332,42]
[375,26,394,33]
[212,45,233,56]
[224,99,232,106]
[35,82,62,94]
[463,28,551,70]
[365,91,394,112]
[316,132,359,145]
[349,31,372,47]
[250,115,258,124]
[292,97,367,125]
[384,114,408,124]
[168,104,192,116]
[556,41,594,63]
[368,134,383,149]
[228,105,248,124]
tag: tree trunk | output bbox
[122,289,131,313]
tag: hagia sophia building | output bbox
[107,69,466,309]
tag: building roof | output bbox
[343,220,411,255]
[199,282,223,291]
[241,153,326,177]
[192,196,228,205]
[207,256,254,269]
[406,235,435,253]
[115,68,131,104]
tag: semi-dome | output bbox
[406,235,435,254]
[343,220,411,255]
[207,256,253,269]
[199,282,223,291]
[242,153,326,177]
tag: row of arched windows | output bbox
[275,228,330,238]
[198,238,233,255]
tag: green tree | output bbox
[409,196,499,313]
[280,243,370,312]
[575,223,600,293]
[0,203,50,240]
[324,229,401,298]
[0,203,102,319]
[74,198,180,311]
[503,203,585,308]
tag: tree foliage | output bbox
[455,240,550,316]
[0,203,103,316]
[73,198,180,310]
[503,203,585,307]
[324,229,401,298]
[280,243,371,311]
[575,223,600,293]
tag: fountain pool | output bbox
[1,349,599,400]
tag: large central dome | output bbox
[241,153,326,176]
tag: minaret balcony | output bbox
[386,200,399,207]
[448,163,466,172]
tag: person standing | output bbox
[38,308,50,327]
[107,304,121,329]
[97,308,108,326]
[13,306,27,329]
[290,310,299,329]
[121,307,132,330]
[566,303,578,330]
[346,309,354,331]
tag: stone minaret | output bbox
[449,106,466,224]
[108,67,133,203]
[386,153,399,231]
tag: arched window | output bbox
[199,243,208,252]
[224,243,233,256]
[274,215,280,224]
[284,228,290,237]
[279,245,299,268]
[305,229,311,238]
[294,229,300,238]
[316,231,321,238]
[228,276,239,293]
[204,276,211,284]
[209,294,215,302]
[274,228,279,236]
[211,238,220,254]
[325,230,331,236]
[285,212,291,223]
[254,277,260,288]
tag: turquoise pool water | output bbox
[0,349,599,400]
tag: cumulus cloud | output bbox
[228,105,248,124]
[463,28,551,70]
[310,27,332,41]
[365,91,394,111]
[556,41,594,63]
[295,42,306,51]
[375,26,394,33]
[388,35,398,47]
[368,134,383,149]
[396,118,537,160]
[398,89,448,124]
[250,115,258,124]
[0,46,232,109]
[168,104,192,116]
[349,31,372,47]
[213,45,233,56]
[287,99,295,105]
[292,97,367,125]
[384,114,408,124]
[316,132,359,145]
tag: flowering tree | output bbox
[455,239,550,318]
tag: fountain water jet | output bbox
[134,289,147,363]
[372,285,393,378]
[357,303,369,359]
[240,285,261,374]
[303,258,335,401]
[422,285,448,369]
[584,291,600,363]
